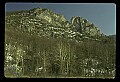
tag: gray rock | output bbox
[70,16,101,37]
[5,7,103,42]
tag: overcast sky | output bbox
[5,3,116,35]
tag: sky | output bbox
[5,3,116,35]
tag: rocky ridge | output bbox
[5,7,104,42]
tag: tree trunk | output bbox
[43,50,46,77]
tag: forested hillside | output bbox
[5,8,116,78]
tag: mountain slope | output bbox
[5,7,104,42]
[5,7,116,78]
[108,34,116,39]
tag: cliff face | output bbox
[5,7,102,42]
[70,16,101,36]
[31,8,67,27]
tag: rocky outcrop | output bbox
[5,7,103,42]
[28,8,67,27]
[70,16,101,37]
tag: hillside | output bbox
[5,7,106,42]
[5,7,116,78]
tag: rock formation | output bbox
[5,7,103,42]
